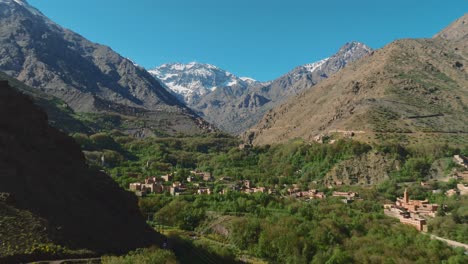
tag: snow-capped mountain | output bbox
[149,62,258,103]
[149,42,372,134]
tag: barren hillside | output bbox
[247,14,468,146]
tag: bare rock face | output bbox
[0,0,212,135]
[247,14,468,146]
[0,80,162,258]
[324,152,401,186]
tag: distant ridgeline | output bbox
[246,14,468,146]
[0,80,162,263]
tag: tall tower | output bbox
[403,188,409,203]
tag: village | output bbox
[384,154,468,232]
[125,153,468,254]
[384,188,437,231]
[129,155,468,234]
[128,169,369,204]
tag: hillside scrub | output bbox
[77,132,465,189]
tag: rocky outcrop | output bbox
[324,152,401,185]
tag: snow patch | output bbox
[303,58,329,73]
[165,83,192,94]
[224,80,238,86]
[240,77,257,83]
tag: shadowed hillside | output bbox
[0,80,163,262]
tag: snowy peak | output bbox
[154,62,219,73]
[149,62,256,103]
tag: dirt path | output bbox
[429,234,468,252]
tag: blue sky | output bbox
[28,0,466,81]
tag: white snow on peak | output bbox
[149,62,253,103]
[160,62,218,72]
[303,58,329,73]
[13,0,25,5]
[240,77,257,83]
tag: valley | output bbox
[0,0,467,263]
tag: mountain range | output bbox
[150,42,372,134]
[0,0,375,136]
[245,14,468,145]
[0,0,465,144]
[0,0,213,136]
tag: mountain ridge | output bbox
[0,0,213,136]
[245,15,468,145]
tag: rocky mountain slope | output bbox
[246,14,468,145]
[0,80,162,262]
[257,42,372,102]
[0,0,212,135]
[151,42,371,134]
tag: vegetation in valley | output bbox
[135,191,467,264]
[70,131,468,263]
[73,131,467,188]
